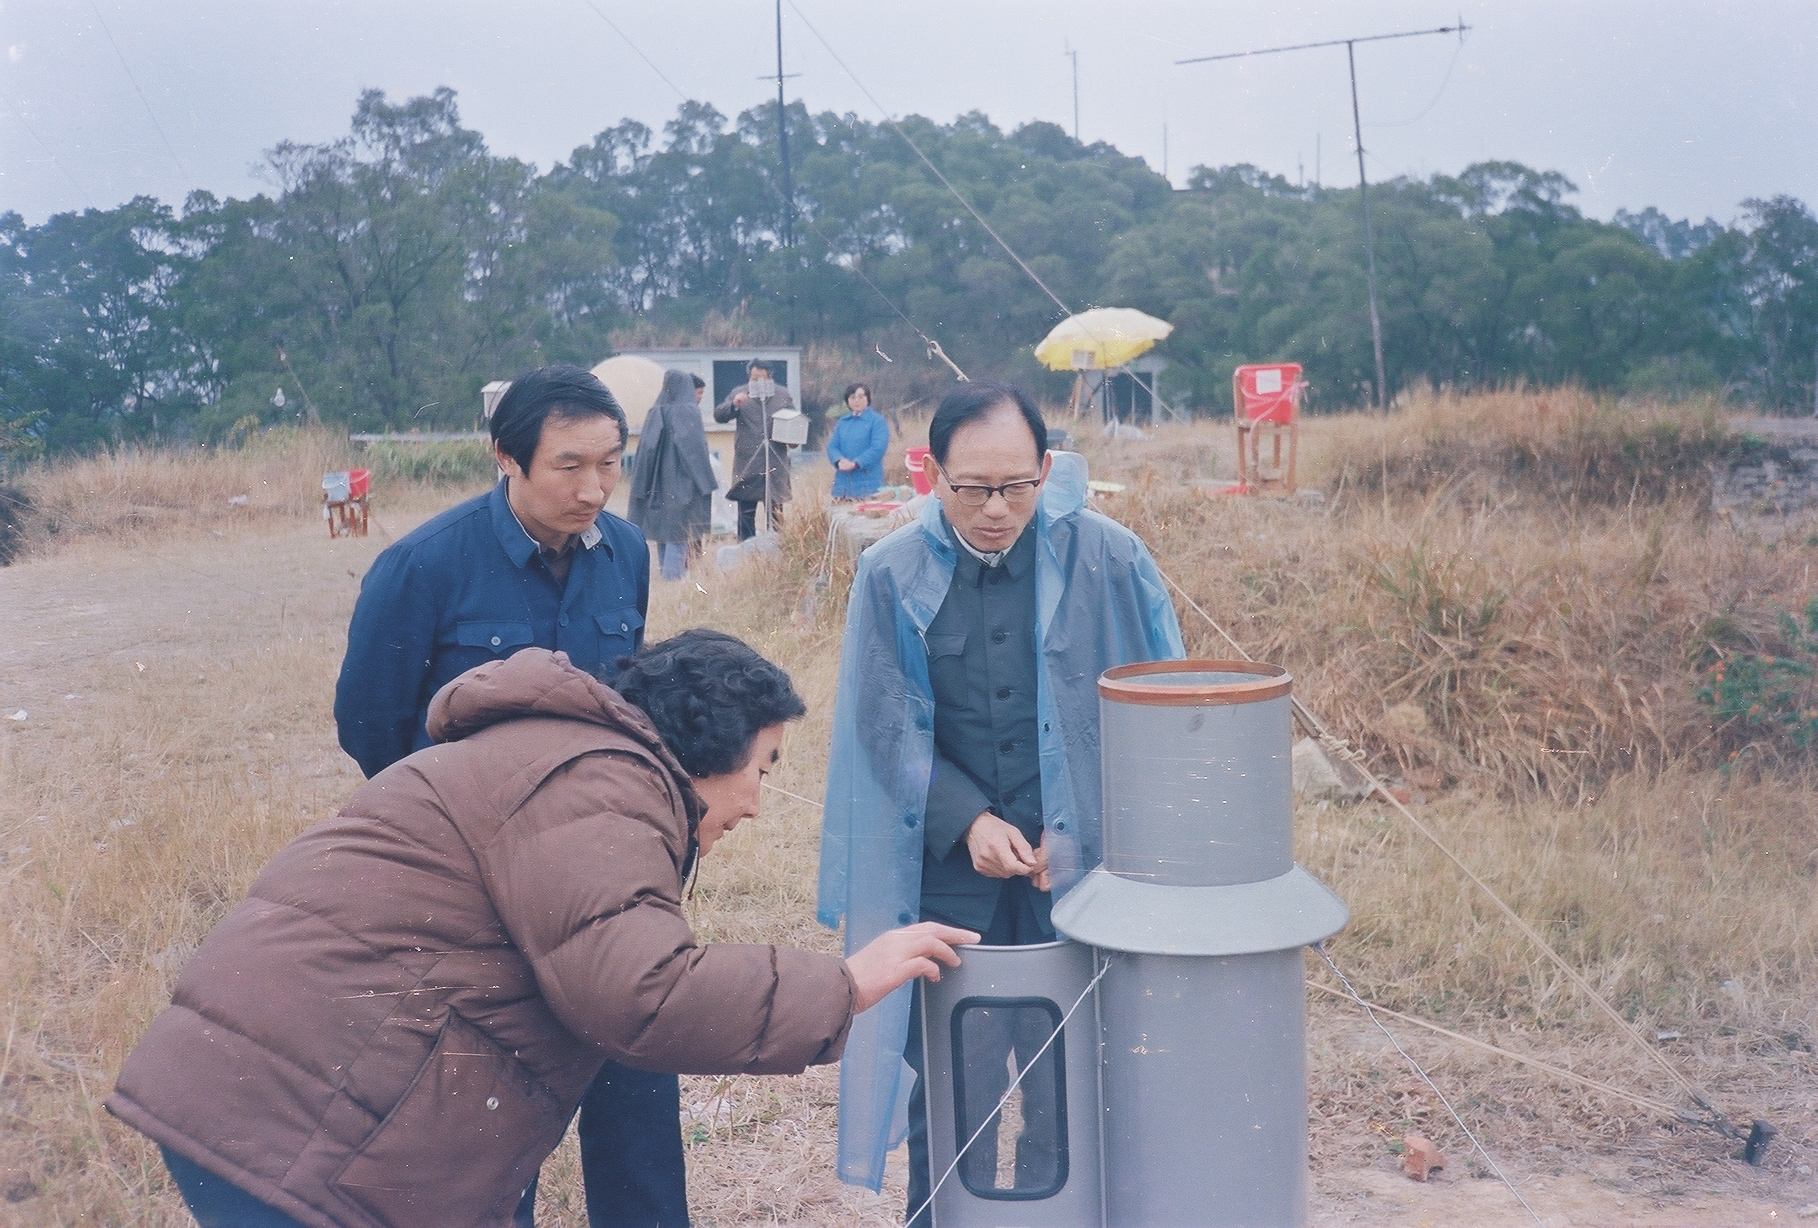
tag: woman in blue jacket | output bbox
[826,383,891,500]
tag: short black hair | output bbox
[489,364,628,474]
[928,379,1047,466]
[690,374,706,390]
[842,382,872,405]
[747,360,771,375]
[614,629,806,778]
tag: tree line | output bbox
[2,86,1814,457]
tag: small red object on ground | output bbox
[1402,1134,1446,1182]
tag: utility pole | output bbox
[1347,40,1386,412]
[1066,45,1079,141]
[1177,21,1468,410]
[774,0,794,249]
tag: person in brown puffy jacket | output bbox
[108,632,976,1228]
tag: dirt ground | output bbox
[3,483,1814,1226]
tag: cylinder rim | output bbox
[1098,658,1292,706]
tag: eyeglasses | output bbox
[937,466,1042,508]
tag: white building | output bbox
[611,346,805,433]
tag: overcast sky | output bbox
[2,1,1811,229]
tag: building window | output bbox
[949,996,1068,1200]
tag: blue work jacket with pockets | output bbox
[334,478,649,779]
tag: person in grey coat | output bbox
[629,370,717,580]
[713,359,795,540]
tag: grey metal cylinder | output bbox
[1053,660,1347,1228]
[1100,662,1294,886]
[918,940,1102,1228]
[1097,949,1310,1226]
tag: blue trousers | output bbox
[162,1145,311,1228]
[160,1061,687,1228]
[516,1060,690,1228]
[658,542,688,581]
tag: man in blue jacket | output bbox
[826,381,891,500]
[334,363,685,1228]
[816,381,1183,1223]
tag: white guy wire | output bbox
[906,953,1114,1227]
[1314,941,1543,1226]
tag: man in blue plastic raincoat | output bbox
[816,380,1184,1219]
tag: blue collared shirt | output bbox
[334,479,649,778]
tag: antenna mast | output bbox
[1177,21,1469,410]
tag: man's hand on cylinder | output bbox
[847,922,981,1012]
[964,811,1041,880]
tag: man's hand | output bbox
[847,922,981,1013]
[1030,838,1051,892]
[732,390,749,407]
[965,812,1040,879]
[837,458,858,471]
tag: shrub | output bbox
[1697,596,1818,759]
[360,439,498,486]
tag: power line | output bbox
[86,0,186,176]
[784,2,1194,419]
[1366,36,1466,129]
[0,87,94,207]
[576,1,689,103]
[573,0,963,379]
[784,0,1075,323]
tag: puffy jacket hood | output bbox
[428,648,701,824]
[429,646,655,749]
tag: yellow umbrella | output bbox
[591,354,666,435]
[1034,307,1173,371]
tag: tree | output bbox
[0,199,197,452]
[1734,196,1818,410]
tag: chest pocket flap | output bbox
[455,621,535,655]
[925,631,968,661]
[594,608,645,639]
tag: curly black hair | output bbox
[613,629,806,777]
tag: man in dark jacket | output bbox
[113,636,977,1228]
[331,364,673,1227]
[713,359,795,540]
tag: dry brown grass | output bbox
[2,391,1815,1224]
[4,429,360,557]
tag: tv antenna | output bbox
[1177,20,1470,409]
